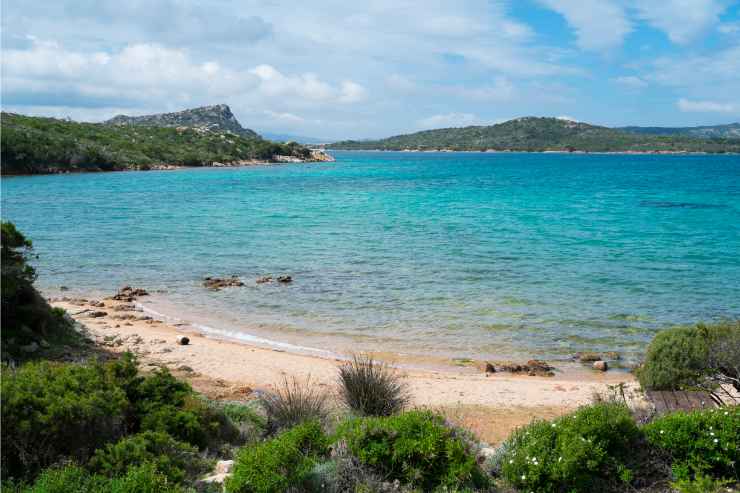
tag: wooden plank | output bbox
[648,390,668,414]
[683,391,706,410]
[665,391,682,411]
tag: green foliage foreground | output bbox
[1,112,311,174]
[645,407,739,482]
[637,322,740,391]
[339,410,489,491]
[500,403,644,493]
[226,421,329,493]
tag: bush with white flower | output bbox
[500,403,641,493]
[644,406,739,482]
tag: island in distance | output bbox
[328,116,740,153]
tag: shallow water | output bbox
[3,151,739,362]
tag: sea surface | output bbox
[3,151,739,363]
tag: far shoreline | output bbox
[327,148,740,155]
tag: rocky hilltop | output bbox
[106,104,259,138]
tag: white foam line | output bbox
[137,302,338,358]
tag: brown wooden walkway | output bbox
[646,390,724,414]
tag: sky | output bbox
[2,0,740,140]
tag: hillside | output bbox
[329,117,740,153]
[106,104,259,138]
[619,122,740,138]
[0,112,312,175]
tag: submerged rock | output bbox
[203,276,245,290]
[256,276,273,284]
[277,275,293,283]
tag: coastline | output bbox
[51,291,642,444]
[1,149,335,177]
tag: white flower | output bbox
[714,439,719,443]
[521,475,526,480]
[509,460,514,464]
[660,430,664,434]
[710,432,715,436]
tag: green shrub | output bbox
[112,363,227,449]
[337,354,409,417]
[1,361,129,481]
[1,222,79,361]
[644,407,739,481]
[226,421,329,493]
[262,377,328,433]
[500,403,643,493]
[21,464,184,493]
[88,431,210,483]
[338,410,488,491]
[672,475,735,493]
[637,322,738,390]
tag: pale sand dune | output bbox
[53,297,644,444]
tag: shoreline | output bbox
[1,149,335,177]
[50,290,643,444]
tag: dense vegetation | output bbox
[330,117,740,153]
[637,322,740,392]
[1,222,80,361]
[1,112,311,174]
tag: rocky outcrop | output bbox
[498,359,555,377]
[105,104,259,139]
[204,276,245,290]
[109,286,149,302]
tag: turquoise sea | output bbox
[2,151,739,362]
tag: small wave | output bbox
[640,200,725,209]
[138,303,337,358]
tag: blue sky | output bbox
[2,0,739,139]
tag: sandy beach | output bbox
[51,292,643,444]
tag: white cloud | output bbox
[263,110,306,124]
[613,75,648,88]
[539,0,631,51]
[449,77,517,102]
[417,112,482,129]
[718,21,740,35]
[385,74,417,93]
[677,98,737,113]
[648,45,740,87]
[631,0,727,44]
[337,81,367,103]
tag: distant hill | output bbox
[106,104,260,138]
[329,117,740,153]
[1,112,312,174]
[619,123,740,138]
[261,132,327,145]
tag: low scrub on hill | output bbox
[1,113,311,174]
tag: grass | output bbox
[337,354,409,417]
